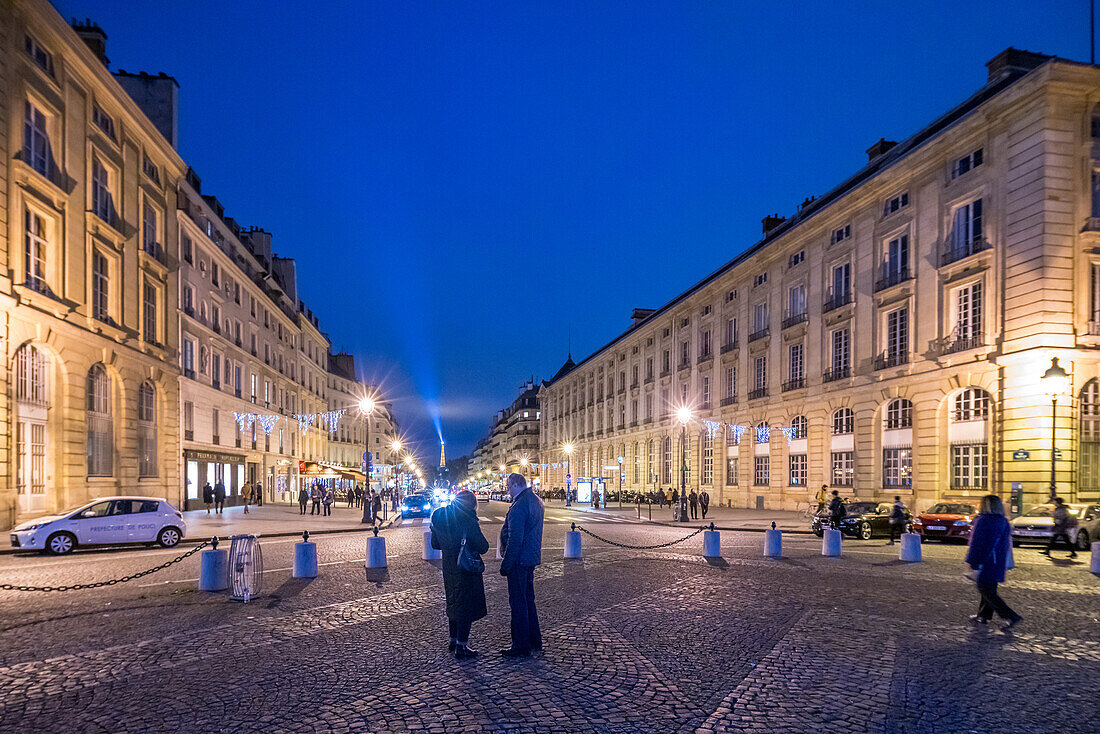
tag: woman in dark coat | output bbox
[965,494,1022,629]
[430,490,489,659]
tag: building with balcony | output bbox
[469,382,541,483]
[539,49,1100,512]
[325,352,399,491]
[1,4,185,528]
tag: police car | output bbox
[9,496,186,555]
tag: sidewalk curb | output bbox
[547,503,813,535]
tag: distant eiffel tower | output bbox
[439,441,446,469]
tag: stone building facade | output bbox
[470,381,540,483]
[325,351,399,488]
[1,3,185,528]
[540,49,1100,513]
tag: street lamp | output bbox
[563,443,574,506]
[390,439,402,508]
[677,407,691,522]
[617,455,624,509]
[359,396,376,524]
[1041,357,1070,500]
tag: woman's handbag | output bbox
[457,534,485,575]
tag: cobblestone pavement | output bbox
[0,514,1096,733]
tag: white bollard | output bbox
[198,545,228,591]
[822,528,842,557]
[764,527,782,558]
[564,529,583,558]
[1092,541,1100,575]
[293,540,318,578]
[703,529,721,558]
[899,532,922,563]
[422,528,441,560]
[365,533,387,568]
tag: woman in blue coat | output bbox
[430,490,489,659]
[965,494,1022,629]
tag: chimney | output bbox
[866,138,898,162]
[761,213,786,235]
[114,70,180,149]
[71,19,108,66]
[985,47,1052,83]
[631,308,656,327]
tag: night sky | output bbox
[53,0,1083,462]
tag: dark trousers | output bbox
[372,511,381,524]
[506,565,542,653]
[701,504,709,519]
[1047,531,1077,555]
[323,504,331,516]
[215,500,224,513]
[889,522,901,542]
[690,502,698,519]
[977,581,1019,622]
[299,501,307,515]
[448,618,473,643]
[311,500,321,515]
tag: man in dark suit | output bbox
[499,473,544,658]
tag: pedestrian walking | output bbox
[499,473,544,658]
[371,491,383,525]
[311,483,322,516]
[815,485,829,513]
[254,481,263,507]
[1041,496,1078,559]
[241,482,254,514]
[888,496,907,545]
[656,490,665,509]
[202,481,214,514]
[700,489,710,519]
[828,490,845,530]
[322,486,334,516]
[214,480,226,514]
[688,490,699,520]
[430,489,490,659]
[965,494,1023,629]
[297,485,309,515]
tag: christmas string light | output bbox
[703,420,723,438]
[755,424,771,444]
[257,414,279,436]
[729,424,748,445]
[293,413,316,434]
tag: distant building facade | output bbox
[471,382,541,484]
[540,49,1100,513]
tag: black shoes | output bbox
[448,641,457,654]
[1003,616,1023,631]
[500,648,530,659]
[454,645,478,659]
[968,615,988,625]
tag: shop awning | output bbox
[299,461,364,481]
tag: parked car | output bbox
[912,502,977,543]
[10,497,186,555]
[810,509,833,537]
[400,493,434,518]
[1075,503,1100,550]
[836,501,912,540]
[473,488,490,503]
[1011,503,1089,546]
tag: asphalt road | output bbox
[0,500,1096,733]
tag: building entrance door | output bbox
[17,419,47,514]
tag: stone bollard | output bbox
[764,521,782,558]
[899,532,922,563]
[365,526,387,568]
[1092,541,1100,575]
[564,523,583,559]
[702,522,721,558]
[198,536,229,591]
[293,530,318,578]
[822,528,842,557]
[422,528,441,561]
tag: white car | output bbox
[474,488,490,503]
[10,496,186,555]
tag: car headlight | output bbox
[20,522,49,532]
[422,503,431,510]
[953,520,969,526]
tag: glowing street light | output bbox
[562,443,574,506]
[676,406,692,522]
[1041,357,1070,499]
[359,394,377,525]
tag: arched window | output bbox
[701,430,714,485]
[662,436,672,484]
[755,421,771,444]
[138,381,157,477]
[832,408,854,435]
[790,415,808,439]
[87,364,112,476]
[15,345,51,510]
[16,345,50,406]
[1081,381,1100,495]
[885,399,913,429]
[953,388,990,422]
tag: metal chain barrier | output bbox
[575,523,706,550]
[0,541,210,592]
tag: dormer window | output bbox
[142,155,160,183]
[831,224,851,245]
[883,192,909,216]
[753,272,768,287]
[92,104,115,139]
[951,148,983,179]
[788,250,805,268]
[25,35,54,76]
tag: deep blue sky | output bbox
[55,0,1083,461]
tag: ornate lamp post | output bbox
[359,396,376,524]
[677,407,691,522]
[1041,357,1070,500]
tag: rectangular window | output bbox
[91,250,109,322]
[143,155,160,183]
[142,201,159,257]
[886,308,909,359]
[211,353,221,390]
[789,454,807,486]
[950,199,983,255]
[831,224,851,245]
[832,328,850,375]
[182,340,195,376]
[883,191,909,216]
[702,376,710,406]
[92,104,115,139]
[882,447,912,487]
[212,262,220,287]
[701,330,711,357]
[752,303,768,334]
[91,159,115,225]
[183,401,194,438]
[725,456,738,486]
[24,209,48,293]
[182,236,193,264]
[212,408,220,445]
[754,456,770,486]
[831,263,851,303]
[753,356,767,391]
[142,280,156,344]
[951,444,988,489]
[25,35,55,75]
[23,102,54,179]
[954,282,982,340]
[884,234,910,280]
[787,284,806,317]
[725,318,737,346]
[831,451,854,486]
[951,148,983,179]
[250,373,257,404]
[788,343,804,382]
[662,350,670,373]
[724,367,735,399]
[753,272,768,287]
[680,341,689,366]
[645,394,653,420]
[1092,264,1100,326]
[788,250,805,268]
